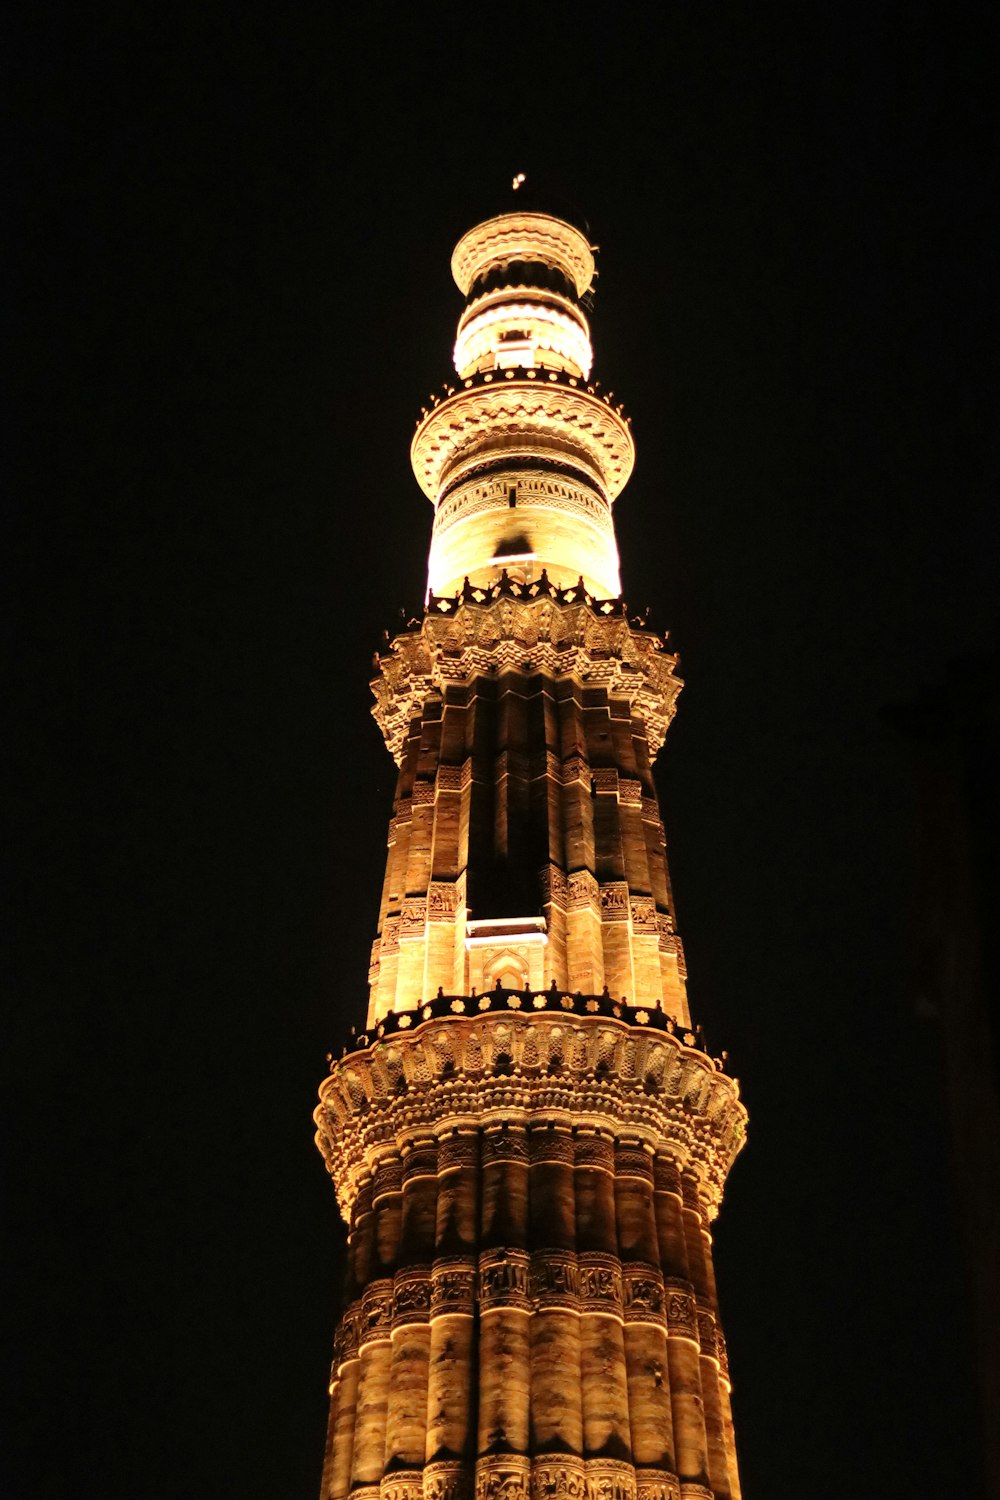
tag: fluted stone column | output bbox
[351,1157,403,1500]
[696,1225,741,1500]
[575,1129,633,1500]
[323,1177,375,1500]
[328,1348,360,1500]
[382,1142,438,1497]
[653,1157,709,1498]
[715,1369,741,1500]
[678,1176,728,1500]
[528,1123,585,1499]
[476,1124,531,1500]
[425,1131,479,1500]
[320,1380,338,1500]
[615,1144,677,1500]
[318,1009,746,1500]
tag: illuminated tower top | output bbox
[450,210,596,378]
[413,201,634,601]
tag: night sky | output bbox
[7,7,996,1498]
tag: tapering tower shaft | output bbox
[316,203,747,1500]
[369,207,687,1030]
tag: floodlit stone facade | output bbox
[315,200,747,1500]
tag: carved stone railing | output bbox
[332,986,711,1058]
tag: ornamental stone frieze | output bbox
[478,1248,531,1311]
[529,1249,579,1308]
[635,1471,681,1500]
[576,1251,624,1314]
[475,1456,532,1500]
[380,1473,425,1500]
[664,1281,699,1342]
[430,1259,477,1315]
[359,1278,393,1348]
[529,1460,589,1500]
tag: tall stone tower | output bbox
[315,199,748,1500]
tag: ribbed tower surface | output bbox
[314,196,748,1500]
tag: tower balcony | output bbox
[413,368,634,599]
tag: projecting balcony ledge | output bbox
[328,986,727,1072]
[317,989,747,1223]
[415,366,628,428]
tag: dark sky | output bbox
[6,6,996,1498]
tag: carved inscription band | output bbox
[478,1248,531,1312]
[392,1268,431,1326]
[663,1278,698,1341]
[577,1251,623,1314]
[622,1263,667,1327]
[381,1472,425,1500]
[635,1472,681,1500]
[368,1461,684,1500]
[424,1462,472,1500]
[360,1278,393,1347]
[430,1258,476,1314]
[529,1249,578,1310]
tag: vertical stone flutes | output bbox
[383,1141,438,1494]
[351,1157,403,1500]
[529,1121,585,1498]
[477,1124,531,1500]
[616,1143,676,1497]
[426,1129,479,1500]
[575,1128,633,1499]
[654,1157,710,1497]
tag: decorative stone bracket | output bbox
[372,587,681,765]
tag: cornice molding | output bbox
[371,590,681,766]
[451,212,596,298]
[412,375,634,504]
[315,1007,746,1225]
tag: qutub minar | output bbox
[314,187,748,1500]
